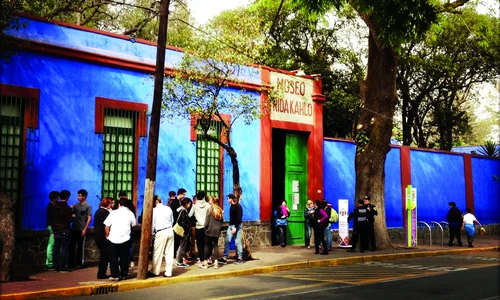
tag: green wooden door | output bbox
[285,132,308,245]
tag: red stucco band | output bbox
[259,69,325,221]
[463,154,474,213]
[400,146,411,227]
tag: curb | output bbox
[2,246,499,300]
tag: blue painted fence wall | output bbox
[1,17,262,230]
[323,139,500,227]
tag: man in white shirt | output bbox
[149,196,175,277]
[104,198,136,281]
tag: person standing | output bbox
[201,196,224,269]
[304,200,315,249]
[188,191,210,266]
[104,198,136,281]
[275,199,290,247]
[313,200,329,255]
[175,198,192,267]
[149,195,174,277]
[219,193,244,265]
[446,201,463,247]
[169,188,185,257]
[94,197,112,279]
[45,191,59,270]
[68,189,92,269]
[363,196,378,251]
[347,199,370,253]
[118,191,136,267]
[51,190,73,273]
[322,199,333,251]
[462,208,482,248]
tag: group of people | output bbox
[446,201,483,248]
[147,188,245,278]
[301,196,377,254]
[45,189,92,273]
[45,187,246,281]
[302,199,339,255]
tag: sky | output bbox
[187,0,251,25]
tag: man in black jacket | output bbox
[446,202,463,247]
[219,193,244,265]
[51,190,73,272]
[347,199,370,253]
[363,196,378,251]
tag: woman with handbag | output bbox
[174,198,192,267]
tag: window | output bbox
[0,84,39,227]
[195,120,222,197]
[101,108,136,199]
[0,95,24,207]
[95,97,147,202]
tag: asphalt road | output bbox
[60,250,500,300]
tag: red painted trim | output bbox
[94,97,148,137]
[94,97,148,207]
[260,68,273,221]
[310,99,324,201]
[400,146,412,227]
[270,120,314,132]
[0,83,40,228]
[463,154,474,212]
[0,84,40,129]
[189,113,231,143]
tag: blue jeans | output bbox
[324,223,332,250]
[223,224,242,259]
[305,222,312,247]
[53,231,71,270]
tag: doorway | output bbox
[272,129,308,246]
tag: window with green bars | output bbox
[0,95,24,207]
[101,108,136,200]
[196,120,222,197]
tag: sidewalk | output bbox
[1,236,499,300]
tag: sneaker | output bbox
[234,258,244,265]
[44,265,54,271]
[199,261,208,269]
[207,257,213,265]
[183,258,189,264]
[176,263,189,268]
[218,257,228,265]
[109,277,120,282]
[213,261,219,269]
[196,260,203,267]
[129,261,135,268]
[60,268,70,273]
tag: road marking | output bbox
[205,282,331,300]
[361,261,469,271]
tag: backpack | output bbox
[329,207,339,223]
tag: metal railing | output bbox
[418,221,432,247]
[430,221,444,246]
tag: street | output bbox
[55,250,500,300]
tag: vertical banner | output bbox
[405,185,418,248]
[338,199,350,248]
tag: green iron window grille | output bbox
[0,95,24,210]
[196,120,222,198]
[101,108,136,200]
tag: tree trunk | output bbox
[0,185,15,282]
[137,0,170,280]
[355,28,398,250]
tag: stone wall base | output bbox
[13,222,500,265]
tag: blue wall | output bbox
[2,17,262,229]
[472,157,500,224]
[411,150,466,223]
[323,140,403,228]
